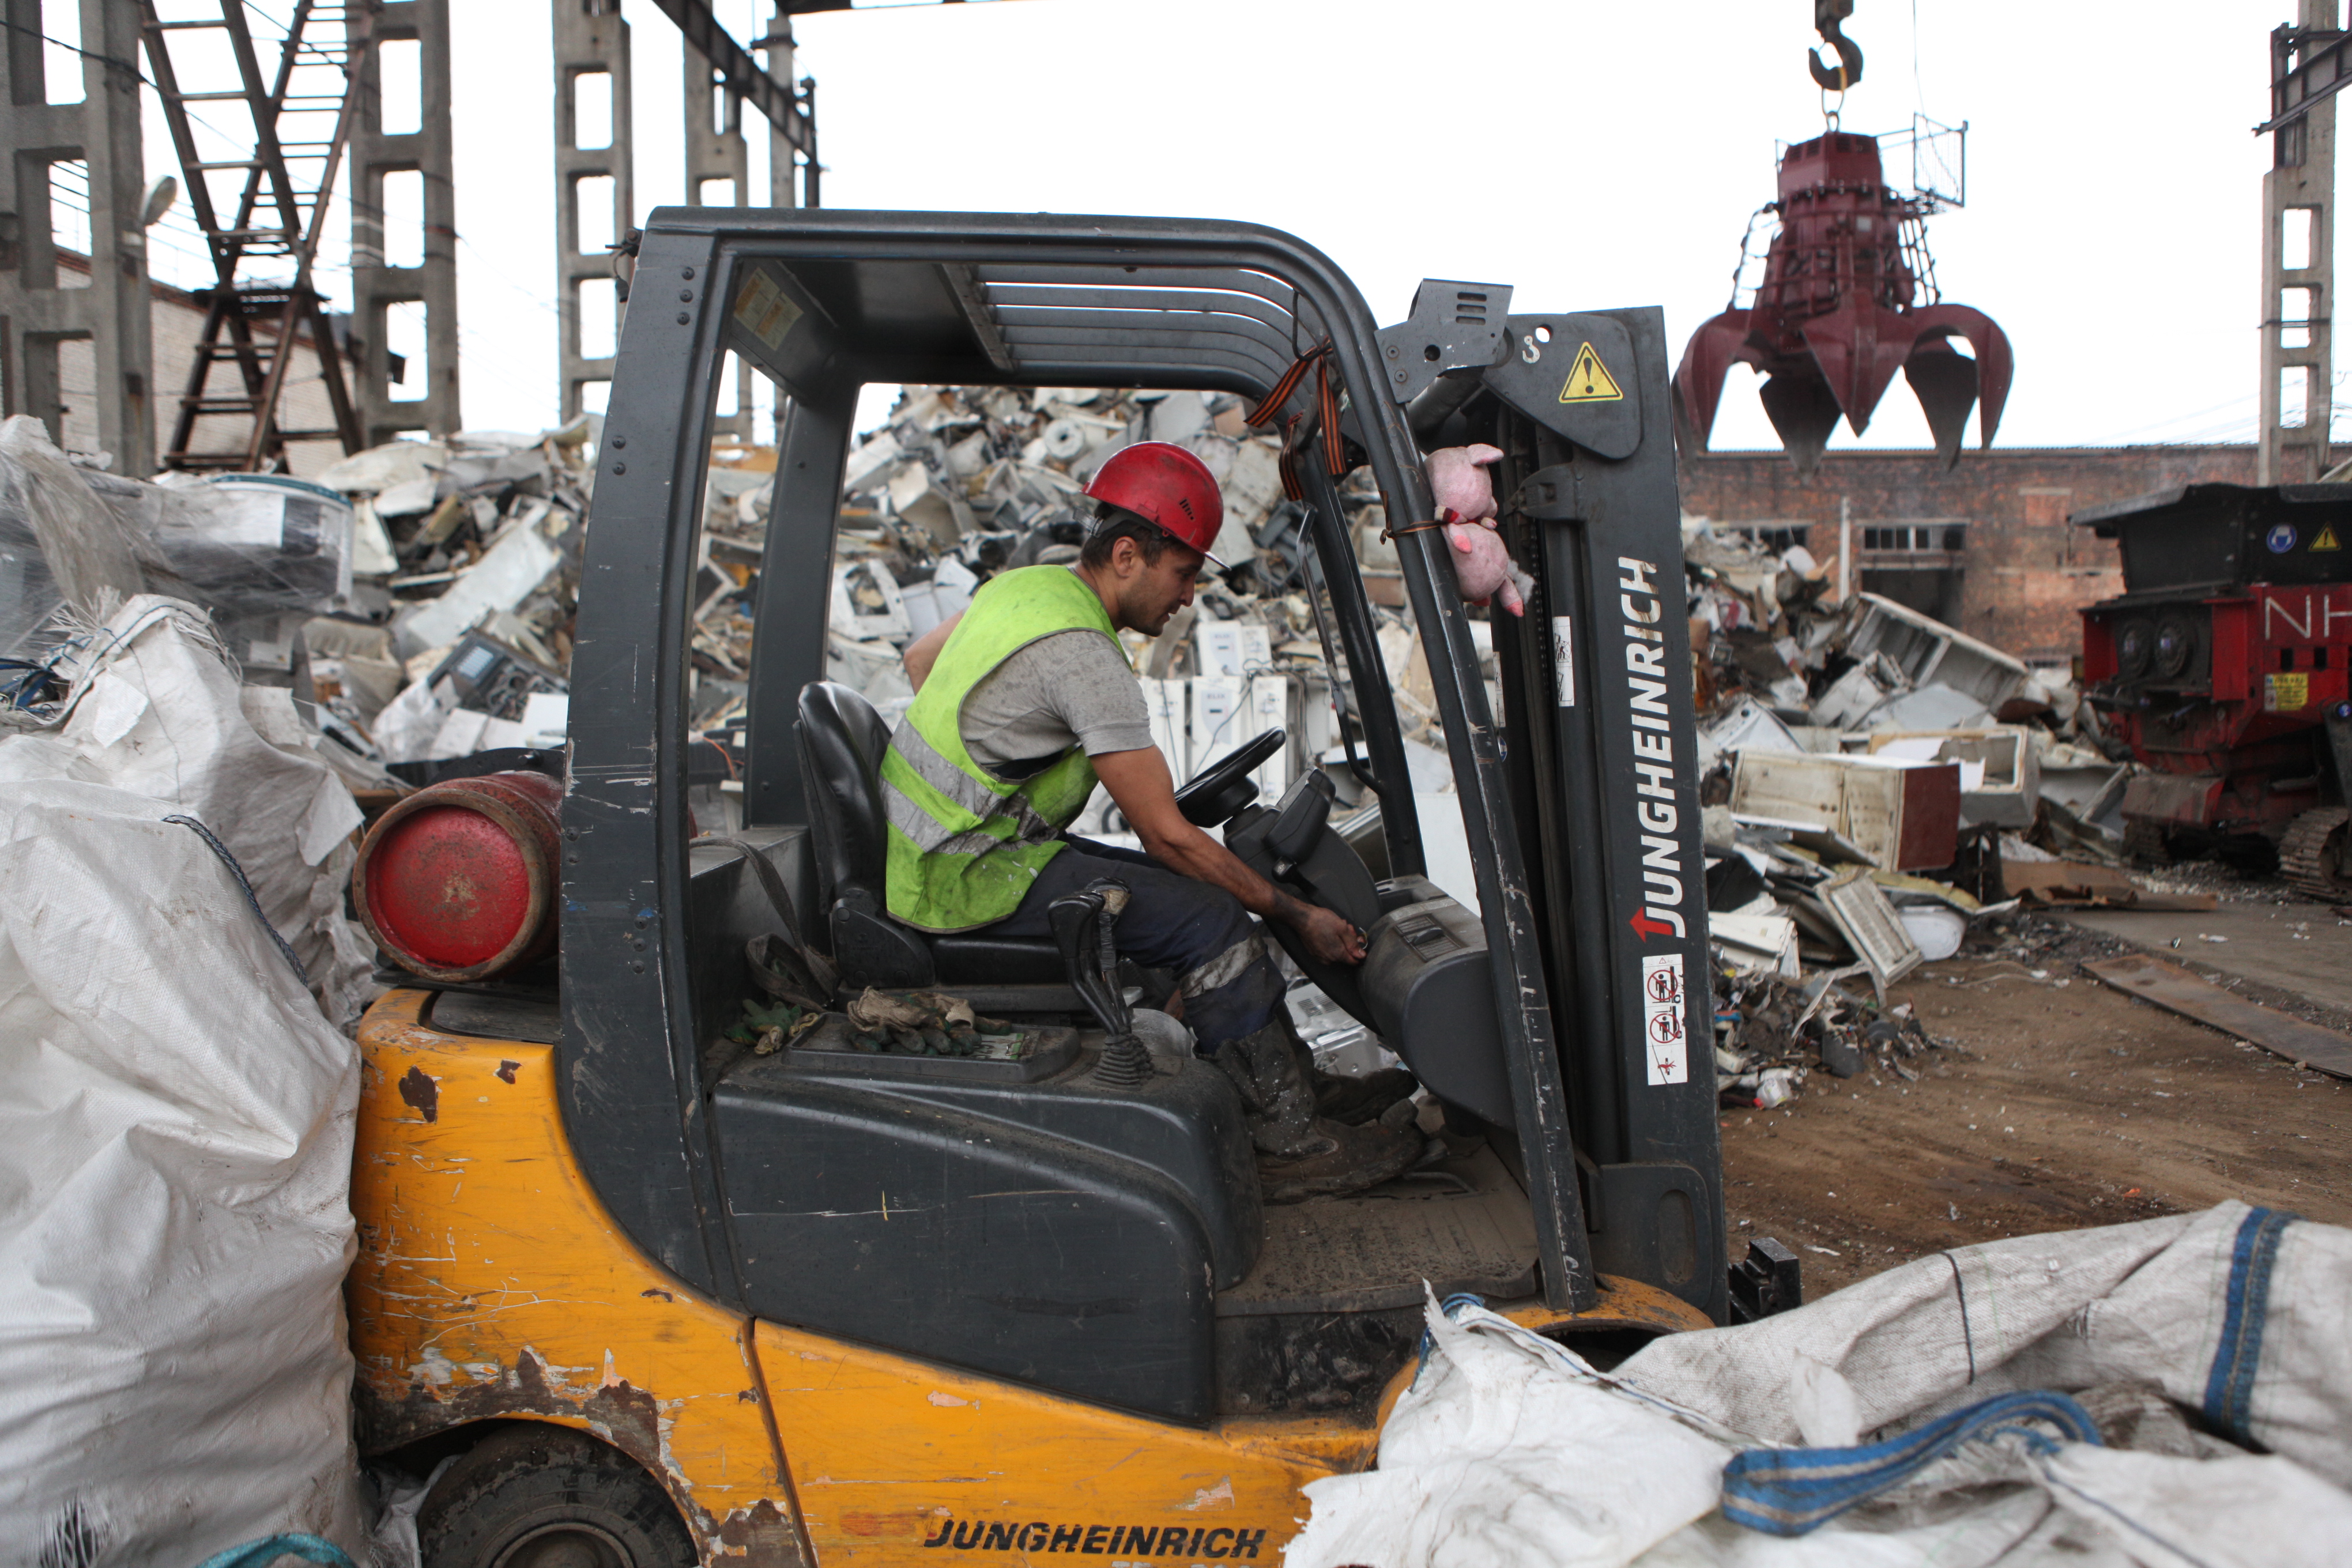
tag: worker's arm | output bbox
[1091,746,1366,967]
[902,610,963,692]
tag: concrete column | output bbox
[0,0,154,474]
[684,27,748,439]
[348,0,458,446]
[760,6,798,208]
[553,0,633,423]
[2261,1,2338,485]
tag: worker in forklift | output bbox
[889,442,1422,1199]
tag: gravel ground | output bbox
[1720,928,2352,1298]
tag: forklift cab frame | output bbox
[353,208,1724,1559]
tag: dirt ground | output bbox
[1720,916,2352,1298]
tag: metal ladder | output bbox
[140,0,372,472]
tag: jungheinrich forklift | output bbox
[349,209,1742,1566]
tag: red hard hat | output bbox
[1084,441,1224,564]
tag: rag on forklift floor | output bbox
[349,210,1739,1565]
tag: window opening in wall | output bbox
[698,178,737,208]
[578,278,618,360]
[574,69,613,150]
[381,168,424,270]
[575,174,617,254]
[1860,524,1965,553]
[386,300,427,402]
[2281,286,2315,349]
[579,379,610,414]
[42,0,82,105]
[48,160,91,287]
[2285,206,2316,272]
[378,38,423,137]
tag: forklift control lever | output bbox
[1050,881,1153,1089]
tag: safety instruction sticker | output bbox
[1551,615,1575,707]
[2316,523,2342,553]
[732,268,803,351]
[1558,341,1624,403]
[1641,952,1687,1086]
[2268,671,2311,711]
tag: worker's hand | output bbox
[1289,901,1366,967]
[1093,747,1367,967]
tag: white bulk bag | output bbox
[0,597,368,1563]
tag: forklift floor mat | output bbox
[1219,1145,1537,1316]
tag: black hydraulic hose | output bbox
[1296,507,1379,797]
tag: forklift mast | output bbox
[555,210,1722,1332]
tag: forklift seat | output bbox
[795,680,1071,987]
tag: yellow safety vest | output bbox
[879,566,1118,932]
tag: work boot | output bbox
[1254,1120,1424,1204]
[1216,1020,1422,1202]
[1314,1067,1419,1127]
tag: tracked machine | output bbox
[2076,483,2352,900]
[343,209,1762,1565]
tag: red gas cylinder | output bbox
[353,770,565,982]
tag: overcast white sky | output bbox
[137,1,2306,454]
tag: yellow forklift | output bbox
[348,209,1768,1565]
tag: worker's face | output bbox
[1112,536,1205,636]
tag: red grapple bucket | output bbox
[353,770,565,982]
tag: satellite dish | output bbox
[140,176,178,228]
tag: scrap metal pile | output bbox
[1682,518,2206,1111]
[319,422,593,770]
[811,384,1480,838]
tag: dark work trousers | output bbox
[986,835,1285,1056]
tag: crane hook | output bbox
[1808,0,1864,91]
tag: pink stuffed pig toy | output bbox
[1423,443,1531,616]
[1428,443,1503,524]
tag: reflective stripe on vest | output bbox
[880,565,1120,932]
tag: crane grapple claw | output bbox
[1673,130,2010,475]
[1758,372,1845,481]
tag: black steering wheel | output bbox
[1174,727,1287,827]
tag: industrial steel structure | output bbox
[139,0,369,472]
[345,0,456,449]
[2261,1,2339,485]
[0,0,156,475]
[552,0,635,424]
[0,0,821,474]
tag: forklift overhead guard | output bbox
[351,208,1727,1565]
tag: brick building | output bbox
[1678,446,2261,665]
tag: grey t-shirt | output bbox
[961,627,1154,780]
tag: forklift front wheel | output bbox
[418,1423,695,1568]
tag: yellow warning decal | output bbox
[2314,523,2342,552]
[2267,672,2310,711]
[1559,342,1624,404]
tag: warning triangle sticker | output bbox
[1558,342,1623,404]
[2315,523,2342,552]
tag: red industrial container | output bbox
[353,770,564,982]
[2076,483,2352,897]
